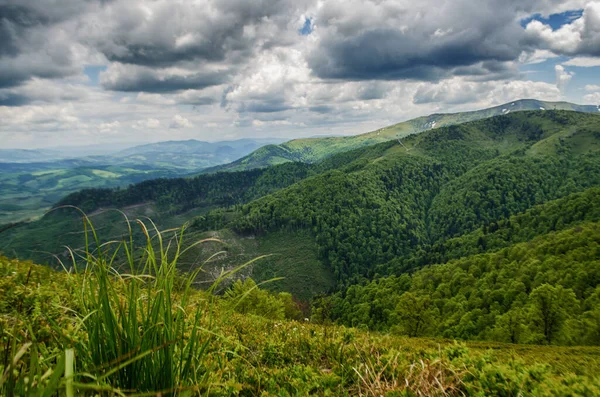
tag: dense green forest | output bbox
[56,162,313,215]
[314,220,600,344]
[389,187,600,273]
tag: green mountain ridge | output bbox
[195,111,600,286]
[204,99,600,173]
[5,109,600,354]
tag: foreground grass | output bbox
[1,222,600,396]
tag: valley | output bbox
[4,106,600,395]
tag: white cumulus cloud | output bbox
[169,114,193,129]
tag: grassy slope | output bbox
[2,256,600,395]
[177,228,334,301]
[0,212,334,301]
[206,99,600,173]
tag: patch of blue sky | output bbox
[519,55,600,103]
[299,17,313,35]
[83,65,107,86]
[520,57,566,82]
[520,9,583,29]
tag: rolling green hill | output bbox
[204,99,600,173]
[0,163,182,225]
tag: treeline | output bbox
[313,222,600,345]
[56,162,313,215]
[387,187,600,273]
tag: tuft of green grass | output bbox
[0,208,260,396]
[55,209,231,395]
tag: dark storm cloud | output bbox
[0,0,107,88]
[238,99,293,113]
[308,32,445,81]
[0,5,48,57]
[0,60,78,89]
[306,0,546,82]
[309,27,523,82]
[0,92,30,106]
[100,65,230,92]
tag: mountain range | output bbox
[3,99,600,349]
[2,104,599,291]
[0,138,285,224]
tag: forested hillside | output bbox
[56,162,313,215]
[315,220,600,345]
[0,162,314,266]
[193,111,600,288]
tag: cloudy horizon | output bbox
[1,0,600,149]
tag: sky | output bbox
[1,0,600,148]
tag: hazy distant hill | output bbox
[0,138,285,223]
[111,138,287,169]
[0,143,138,163]
[0,148,64,163]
